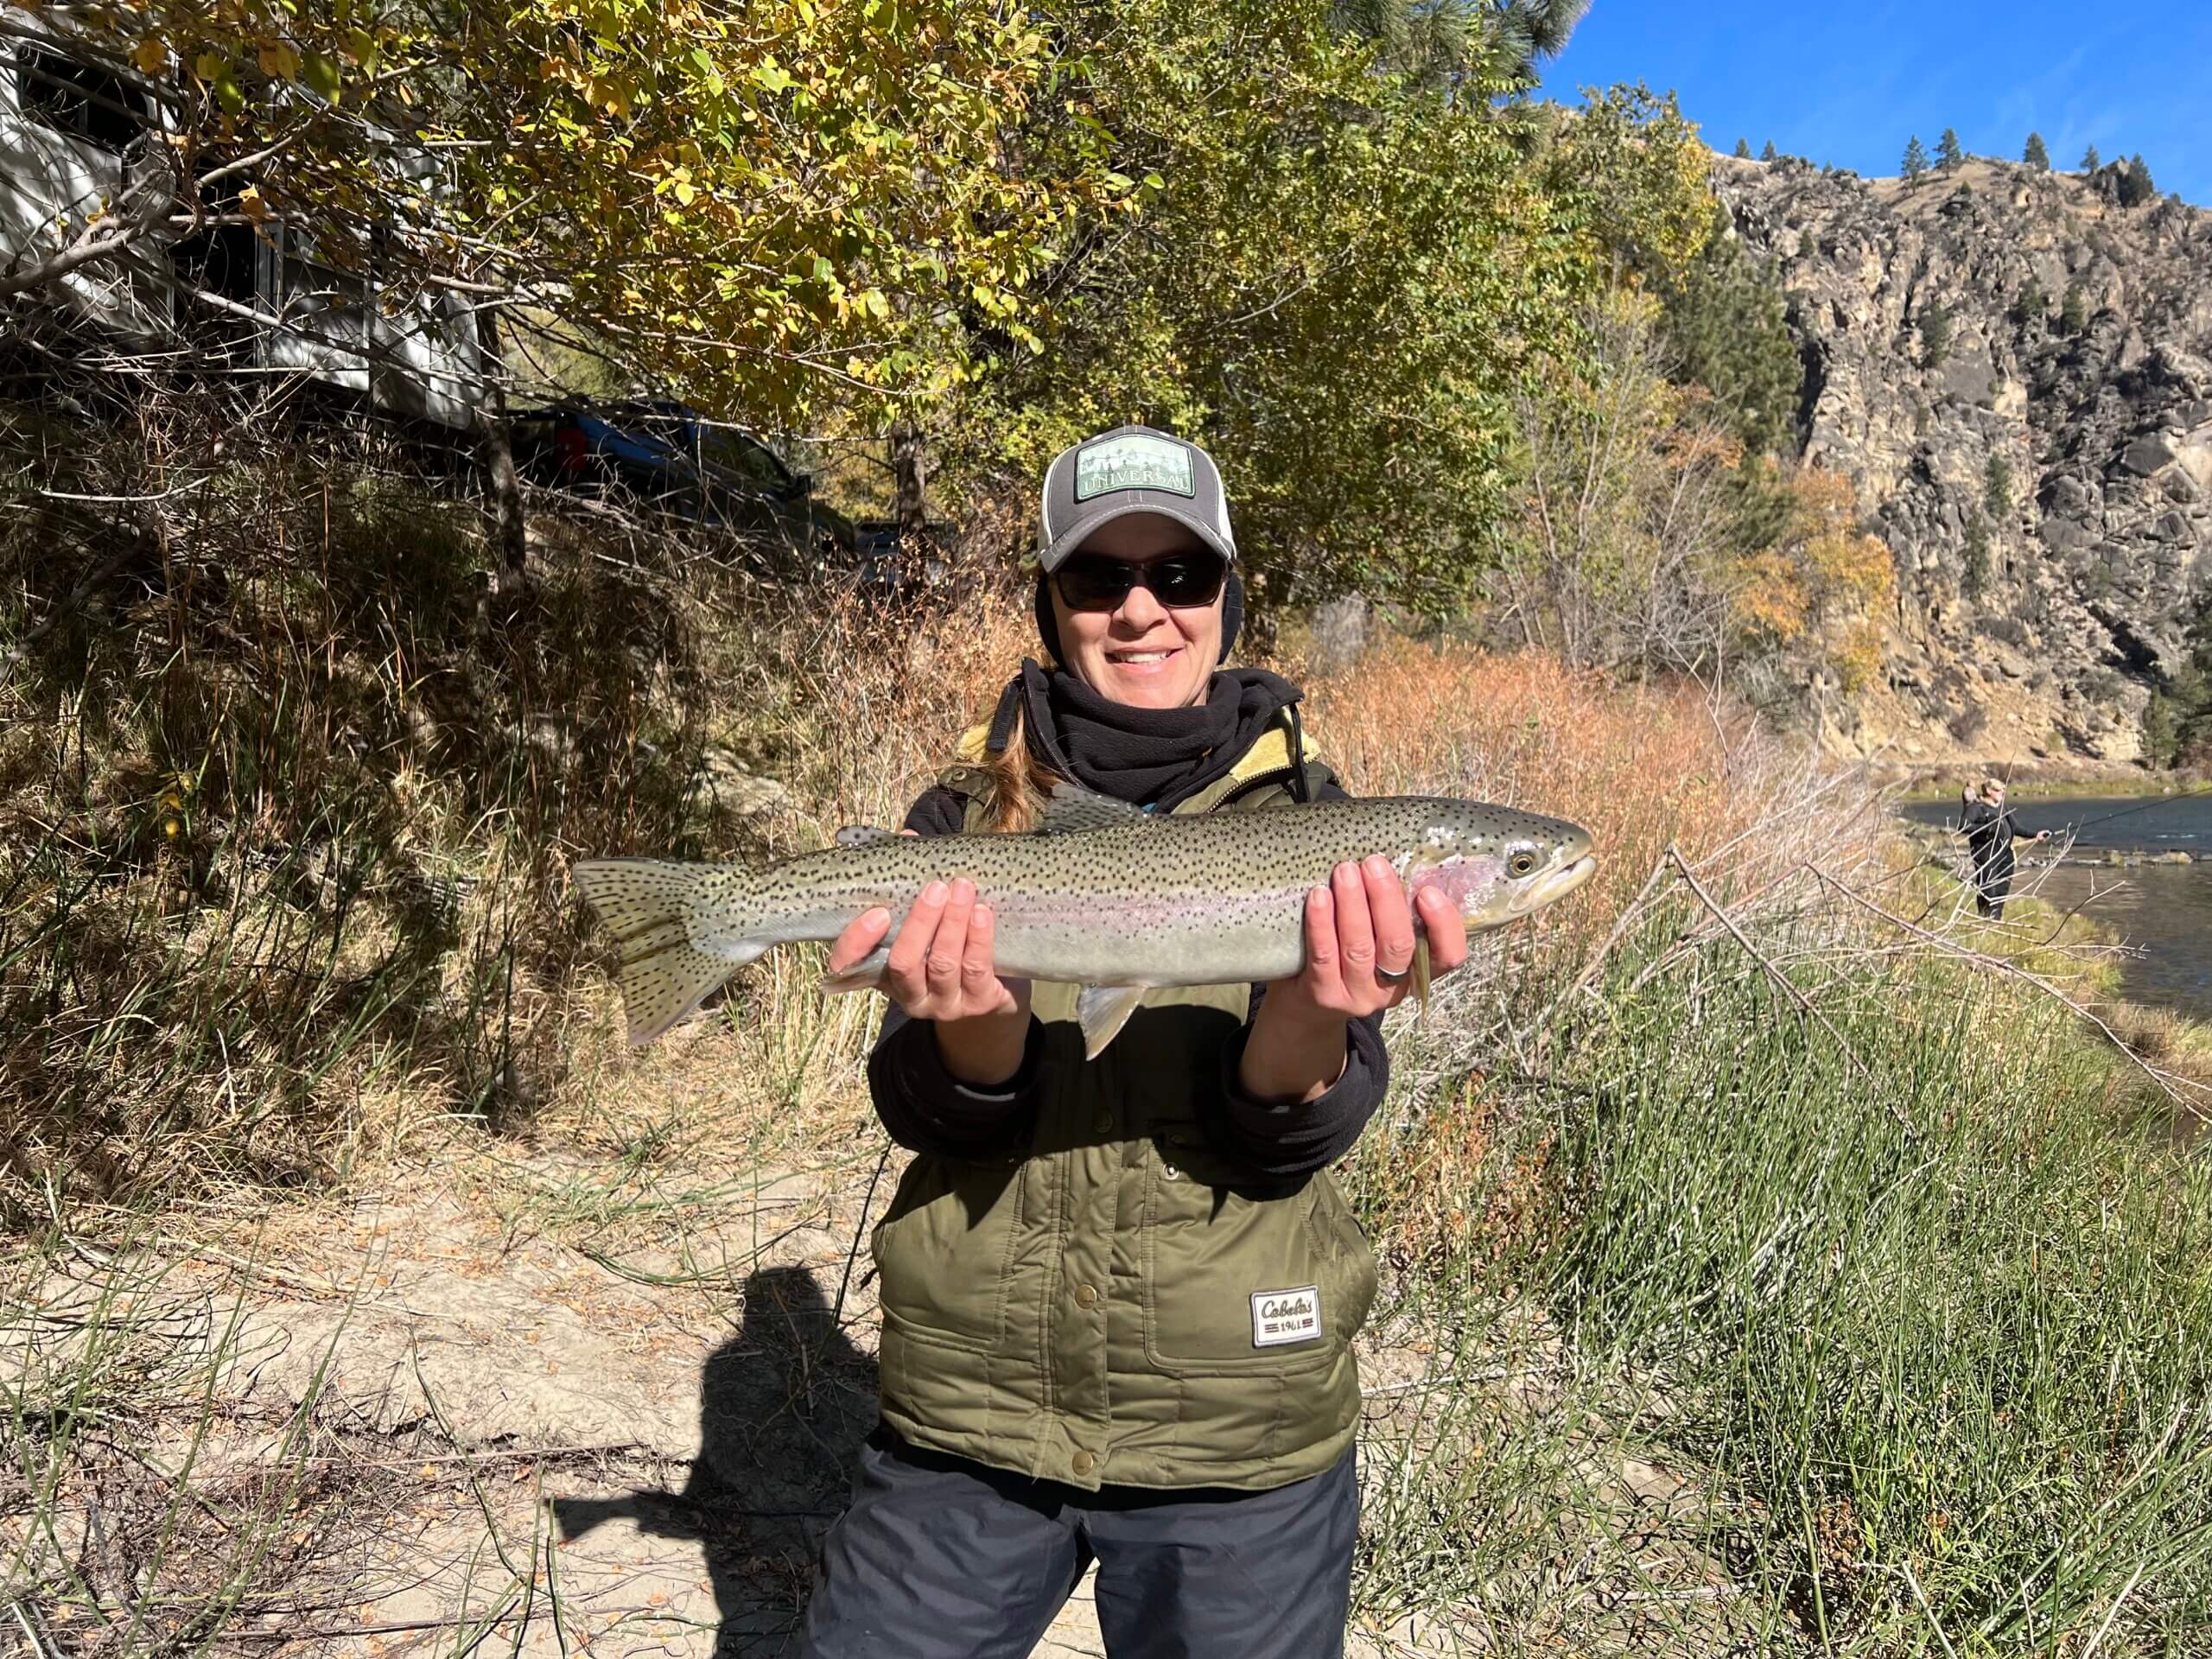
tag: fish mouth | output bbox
[1510,853,1598,915]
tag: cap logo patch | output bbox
[1075,434,1194,501]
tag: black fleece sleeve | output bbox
[1204,774,1393,1180]
[863,785,1046,1158]
[1209,990,1390,1180]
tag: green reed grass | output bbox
[1343,869,2212,1655]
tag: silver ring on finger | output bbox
[1375,964,1411,986]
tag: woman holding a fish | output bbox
[575,425,1595,1656]
[800,429,1583,1657]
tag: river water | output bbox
[1897,792,2212,1020]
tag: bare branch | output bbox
[0,159,175,298]
[1804,863,2212,1120]
[1665,844,1910,1130]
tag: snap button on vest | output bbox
[1071,1449,1096,1476]
[1091,1109,1113,1135]
[1074,1283,1098,1307]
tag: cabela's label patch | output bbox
[1250,1285,1322,1348]
[1075,433,1194,500]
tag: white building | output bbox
[1,28,484,429]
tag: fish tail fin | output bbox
[572,858,769,1045]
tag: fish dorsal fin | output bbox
[1076,983,1147,1059]
[835,825,898,848]
[1039,785,1153,836]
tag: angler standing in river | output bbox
[1961,777,2050,920]
[795,426,1474,1657]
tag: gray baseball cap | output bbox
[1037,424,1236,573]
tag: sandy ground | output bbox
[9,1141,1729,1658]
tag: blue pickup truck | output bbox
[511,401,854,562]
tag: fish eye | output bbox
[1507,849,1538,878]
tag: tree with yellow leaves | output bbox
[1,3,1119,582]
[1730,466,1895,693]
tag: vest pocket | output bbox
[871,1153,1021,1354]
[1139,1124,1350,1375]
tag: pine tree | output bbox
[2081,143,2101,171]
[2061,283,2088,334]
[1986,454,2014,518]
[1919,303,1953,366]
[1659,231,1804,459]
[2024,131,2050,169]
[1734,137,1752,159]
[1761,139,1778,162]
[1937,129,1965,169]
[1903,136,1929,180]
[1347,0,1592,94]
[1963,513,1992,598]
[2012,276,2046,326]
[2119,153,2157,207]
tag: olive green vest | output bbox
[869,714,1378,1492]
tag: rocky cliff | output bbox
[1711,154,2212,766]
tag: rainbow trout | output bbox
[574,789,1596,1058]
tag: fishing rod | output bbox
[1936,775,2211,841]
[2060,781,2212,835]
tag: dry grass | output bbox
[1293,643,1891,1264]
[0,377,1034,1206]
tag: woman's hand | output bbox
[1238,855,1471,1104]
[829,875,1033,1087]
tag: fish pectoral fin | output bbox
[1413,935,1431,1010]
[1075,983,1147,1059]
[1039,784,1155,836]
[835,825,898,848]
[820,944,892,995]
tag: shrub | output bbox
[2061,283,2089,334]
[1963,512,1992,596]
[1986,452,2014,516]
[1918,302,1954,366]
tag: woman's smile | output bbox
[1105,642,1184,671]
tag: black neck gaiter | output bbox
[986,658,1304,810]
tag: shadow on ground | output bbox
[551,1265,876,1654]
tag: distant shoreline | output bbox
[1886,764,2208,804]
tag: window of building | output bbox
[14,46,149,152]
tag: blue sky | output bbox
[1542,2,2212,207]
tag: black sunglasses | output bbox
[1052,549,1229,613]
